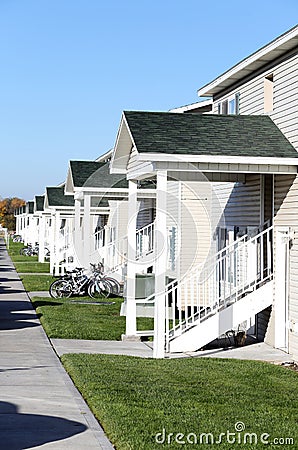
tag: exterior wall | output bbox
[126,146,153,176]
[137,198,154,229]
[273,174,298,360]
[166,180,180,279]
[217,174,262,229]
[212,49,298,151]
[180,181,213,277]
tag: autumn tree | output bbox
[0,197,26,231]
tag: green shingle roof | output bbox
[35,195,45,211]
[123,111,298,158]
[46,186,74,207]
[70,161,128,189]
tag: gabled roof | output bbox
[67,160,128,191]
[46,186,74,208]
[69,161,105,187]
[122,111,298,158]
[110,110,298,175]
[199,24,298,97]
[35,195,45,212]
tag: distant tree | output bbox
[0,197,25,231]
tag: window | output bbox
[264,74,274,113]
[217,93,240,115]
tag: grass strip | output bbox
[21,275,56,292]
[61,354,298,450]
[14,262,50,273]
[31,296,153,340]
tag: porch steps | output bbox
[165,224,274,353]
[169,280,273,353]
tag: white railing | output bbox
[52,226,75,275]
[165,225,273,349]
[136,222,154,259]
[106,235,128,273]
[94,228,105,251]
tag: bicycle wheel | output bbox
[49,279,72,298]
[87,280,111,299]
[103,277,121,296]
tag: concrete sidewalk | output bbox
[0,239,113,450]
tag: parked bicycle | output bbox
[12,234,23,243]
[19,243,50,258]
[49,264,117,300]
[20,243,39,256]
[88,263,121,298]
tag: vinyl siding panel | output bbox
[212,182,235,228]
[180,182,213,277]
[213,51,298,151]
[137,198,154,229]
[108,200,129,241]
[166,181,180,279]
[220,174,261,228]
[274,174,298,360]
[127,146,139,171]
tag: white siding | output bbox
[274,174,298,360]
[180,181,213,277]
[137,198,154,229]
[218,174,262,228]
[108,200,129,241]
[166,181,180,279]
[212,182,235,230]
[213,51,298,151]
[127,146,139,171]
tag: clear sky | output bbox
[0,0,297,201]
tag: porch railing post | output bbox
[125,180,138,337]
[153,170,167,358]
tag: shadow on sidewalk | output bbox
[0,300,40,330]
[0,401,87,450]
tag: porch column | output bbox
[49,213,57,275]
[83,194,91,268]
[54,211,61,275]
[38,215,46,263]
[153,170,167,359]
[275,227,290,351]
[124,180,138,337]
[74,199,81,264]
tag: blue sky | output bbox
[0,0,297,200]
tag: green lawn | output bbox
[31,296,153,340]
[21,275,56,291]
[14,261,50,273]
[62,354,298,450]
[9,240,54,290]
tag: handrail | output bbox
[136,221,155,259]
[165,225,274,349]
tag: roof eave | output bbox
[198,25,298,97]
[110,112,136,173]
[137,152,298,167]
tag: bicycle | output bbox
[88,263,121,298]
[49,266,112,299]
